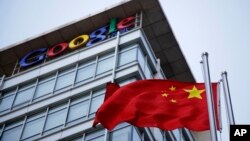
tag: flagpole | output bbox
[221,71,235,125]
[201,52,218,141]
[103,31,120,141]
[111,31,120,83]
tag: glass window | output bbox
[22,117,45,139]
[96,56,113,75]
[144,63,153,79]
[44,108,67,131]
[34,79,55,99]
[150,128,163,141]
[55,71,75,90]
[132,128,141,141]
[110,126,131,141]
[1,125,22,141]
[172,129,186,141]
[118,48,137,66]
[85,130,104,141]
[137,48,145,69]
[67,101,88,122]
[89,95,104,114]
[0,94,15,112]
[92,89,105,97]
[76,64,95,83]
[14,86,35,106]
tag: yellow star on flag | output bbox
[184,86,205,99]
[161,93,168,97]
[169,85,176,91]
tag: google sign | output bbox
[19,16,136,68]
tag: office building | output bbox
[0,0,200,140]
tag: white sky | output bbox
[1,0,250,141]
[160,1,250,141]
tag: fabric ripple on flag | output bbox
[93,79,219,131]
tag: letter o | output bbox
[69,35,89,49]
[47,43,68,57]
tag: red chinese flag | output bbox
[93,79,219,131]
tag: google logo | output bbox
[19,16,135,68]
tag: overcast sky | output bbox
[1,0,250,141]
[160,1,250,141]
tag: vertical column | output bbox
[0,75,5,89]
[110,31,120,83]
[221,71,235,125]
[201,52,218,141]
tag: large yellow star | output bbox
[184,86,205,99]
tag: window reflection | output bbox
[22,117,45,139]
[110,127,131,141]
[45,108,67,131]
[55,71,75,90]
[118,48,137,67]
[96,56,113,75]
[34,79,55,99]
[67,101,88,122]
[1,125,22,141]
[76,64,95,83]
[14,85,35,106]
[0,95,15,112]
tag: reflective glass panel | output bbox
[1,125,22,141]
[85,130,104,141]
[144,63,153,79]
[132,128,141,141]
[118,48,137,66]
[44,109,67,130]
[110,127,131,141]
[0,95,14,112]
[172,129,185,141]
[14,86,35,106]
[67,101,88,122]
[34,79,55,98]
[76,64,95,83]
[137,49,145,70]
[90,95,104,114]
[55,71,75,90]
[22,117,45,139]
[96,56,113,75]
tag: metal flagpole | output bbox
[201,52,218,141]
[221,71,235,125]
[110,31,120,83]
[104,31,120,141]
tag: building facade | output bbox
[0,0,199,140]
